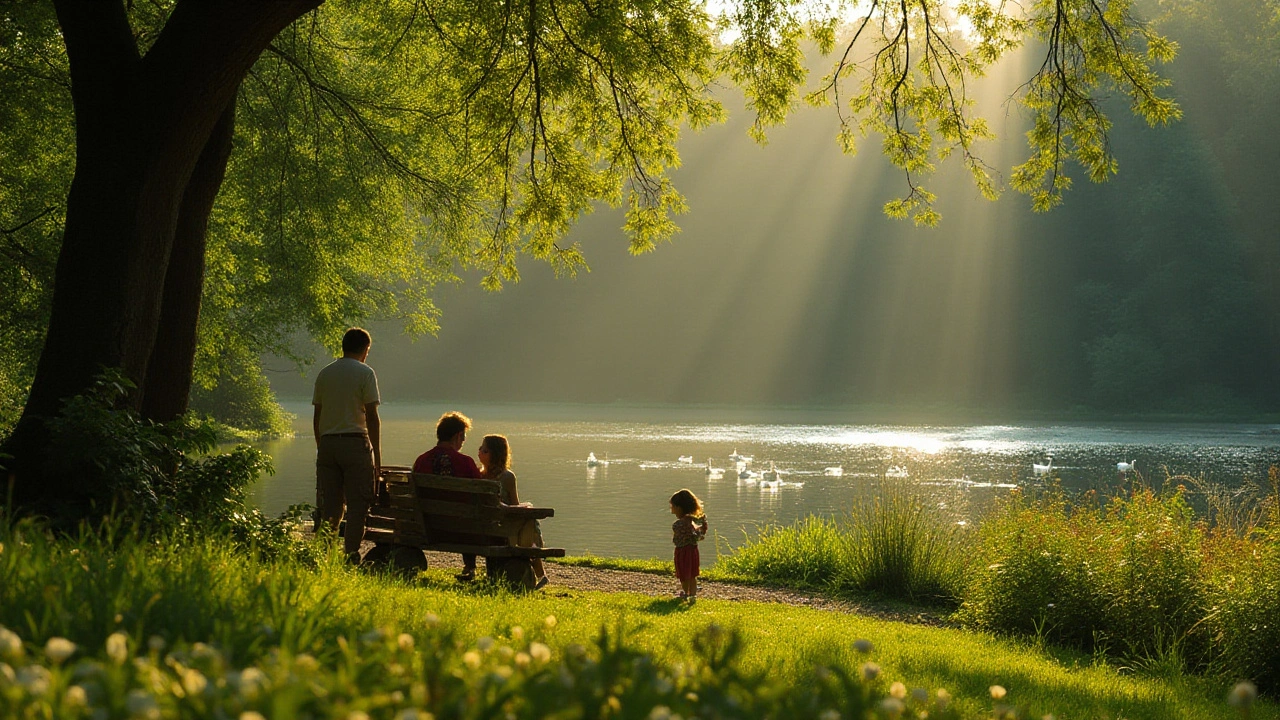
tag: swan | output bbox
[1117,460,1136,473]
[587,452,610,468]
[885,465,909,479]
[705,459,725,479]
[729,448,753,463]
[678,455,694,463]
[738,469,759,482]
[1032,456,1053,475]
[823,466,843,477]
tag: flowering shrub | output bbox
[0,623,1002,720]
[960,483,1278,691]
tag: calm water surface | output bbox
[248,402,1280,562]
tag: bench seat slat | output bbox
[413,474,501,493]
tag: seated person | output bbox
[478,434,549,590]
[413,411,482,580]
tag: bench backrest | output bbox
[374,471,520,547]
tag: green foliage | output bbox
[959,480,1280,690]
[188,347,293,438]
[0,517,1269,719]
[717,484,968,605]
[38,371,290,546]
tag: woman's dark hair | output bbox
[669,488,703,518]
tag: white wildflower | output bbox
[910,687,929,703]
[346,712,371,720]
[879,697,905,716]
[889,681,907,699]
[462,651,481,669]
[0,662,15,686]
[510,626,524,641]
[648,706,673,720]
[818,710,840,720]
[852,638,873,654]
[1228,681,1258,708]
[147,636,165,653]
[0,627,24,660]
[935,688,952,709]
[860,662,880,681]
[125,689,159,719]
[64,684,89,707]
[990,685,1007,700]
[544,615,558,629]
[45,637,76,663]
[294,654,319,673]
[529,642,551,664]
[477,636,494,652]
[17,665,51,695]
[181,668,207,696]
[515,652,531,668]
[424,613,439,628]
[397,633,415,651]
[106,632,129,664]
[240,713,267,720]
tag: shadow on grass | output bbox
[641,598,694,616]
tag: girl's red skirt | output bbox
[674,544,700,581]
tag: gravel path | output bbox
[412,549,949,627]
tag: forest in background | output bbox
[3,0,1279,432]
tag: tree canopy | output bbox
[0,0,1181,470]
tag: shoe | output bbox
[534,576,549,590]
[455,569,476,582]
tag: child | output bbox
[670,488,708,600]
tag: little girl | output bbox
[670,488,708,600]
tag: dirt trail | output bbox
[414,550,949,626]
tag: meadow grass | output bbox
[0,520,1271,719]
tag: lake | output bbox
[247,402,1280,562]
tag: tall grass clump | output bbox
[836,484,969,604]
[961,475,1280,690]
[715,516,847,589]
[718,484,968,606]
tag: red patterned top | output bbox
[672,516,708,547]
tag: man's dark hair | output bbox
[342,327,372,355]
[436,411,472,442]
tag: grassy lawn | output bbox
[1,525,1271,719]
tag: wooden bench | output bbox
[362,466,564,588]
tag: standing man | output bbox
[313,327,382,562]
[413,411,482,580]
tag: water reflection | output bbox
[246,403,1280,562]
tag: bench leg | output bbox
[485,557,535,590]
[363,543,428,576]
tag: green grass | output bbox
[1,520,1273,719]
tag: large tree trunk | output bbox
[139,101,238,423]
[3,0,321,515]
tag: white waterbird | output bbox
[1117,460,1136,473]
[1032,456,1053,475]
[823,466,844,477]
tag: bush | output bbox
[37,371,297,549]
[837,485,968,604]
[960,483,1243,678]
[716,516,847,589]
[718,485,968,606]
